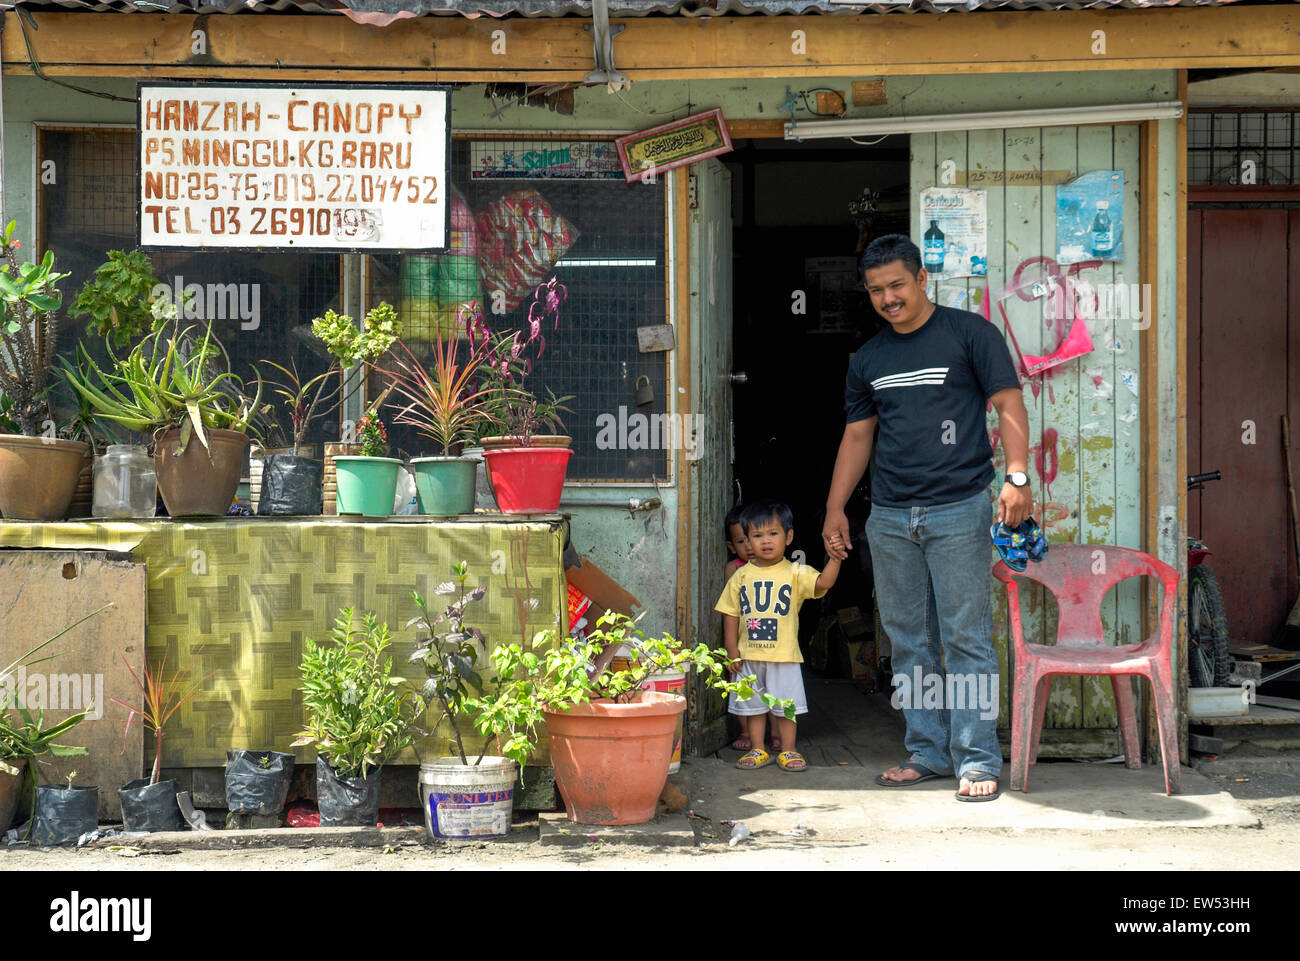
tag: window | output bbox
[1188,110,1300,187]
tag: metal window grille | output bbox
[36,126,344,451]
[368,136,669,482]
[1188,109,1300,187]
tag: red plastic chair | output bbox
[992,545,1182,795]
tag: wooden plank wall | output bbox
[911,124,1143,751]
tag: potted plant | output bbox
[224,749,296,826]
[465,279,575,513]
[467,611,795,826]
[385,324,500,516]
[311,303,401,517]
[253,360,340,515]
[291,607,424,826]
[0,221,87,521]
[69,248,170,351]
[108,650,209,832]
[61,311,267,517]
[408,564,519,839]
[1,606,106,839]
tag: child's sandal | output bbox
[736,749,773,770]
[776,751,807,772]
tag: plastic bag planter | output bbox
[31,784,98,846]
[225,750,296,816]
[315,757,381,827]
[256,455,324,516]
[118,778,185,833]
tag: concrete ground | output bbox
[3,680,1297,872]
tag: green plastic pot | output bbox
[333,456,402,517]
[410,456,477,516]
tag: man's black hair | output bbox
[724,504,745,536]
[859,233,923,280]
[739,499,794,536]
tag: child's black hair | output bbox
[724,504,745,537]
[739,499,793,535]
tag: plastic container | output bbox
[418,756,518,840]
[642,669,687,773]
[410,457,477,515]
[92,444,157,518]
[1187,686,1250,719]
[333,456,402,517]
[481,447,572,513]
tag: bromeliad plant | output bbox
[108,651,212,786]
[292,608,424,779]
[408,563,491,765]
[464,278,574,446]
[465,611,796,769]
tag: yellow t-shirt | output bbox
[714,558,825,663]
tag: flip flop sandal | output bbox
[875,761,950,787]
[730,735,753,751]
[955,771,1001,802]
[736,748,773,770]
[776,751,807,772]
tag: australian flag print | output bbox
[746,617,778,642]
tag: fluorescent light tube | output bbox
[784,101,1184,140]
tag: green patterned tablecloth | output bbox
[0,516,567,766]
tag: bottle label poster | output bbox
[1056,170,1125,264]
[918,188,988,278]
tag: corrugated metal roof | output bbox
[0,0,1252,21]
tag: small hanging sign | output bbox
[615,108,733,183]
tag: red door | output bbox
[1188,208,1300,647]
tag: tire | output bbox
[1188,564,1232,687]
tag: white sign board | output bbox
[137,83,450,251]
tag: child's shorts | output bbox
[727,660,808,717]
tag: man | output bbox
[822,234,1031,802]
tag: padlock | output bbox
[634,375,654,406]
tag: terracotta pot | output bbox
[543,690,686,825]
[153,428,249,517]
[480,435,571,451]
[0,435,90,521]
[0,758,25,834]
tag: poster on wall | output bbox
[918,188,988,278]
[1056,170,1124,264]
[137,82,451,251]
[470,140,624,180]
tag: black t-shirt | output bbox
[845,305,1021,508]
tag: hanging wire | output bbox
[15,9,135,103]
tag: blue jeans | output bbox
[866,488,1002,780]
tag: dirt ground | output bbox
[4,770,1296,872]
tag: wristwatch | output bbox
[1006,471,1030,488]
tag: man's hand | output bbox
[997,482,1033,528]
[822,509,852,561]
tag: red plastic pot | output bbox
[543,690,686,825]
[481,447,572,514]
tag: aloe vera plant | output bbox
[61,319,265,455]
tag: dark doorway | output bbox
[722,137,909,662]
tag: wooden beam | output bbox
[4,8,1300,81]
[1176,69,1189,765]
[673,168,692,649]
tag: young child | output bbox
[715,499,841,772]
[723,505,766,752]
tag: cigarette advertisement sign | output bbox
[137,82,450,252]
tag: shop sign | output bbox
[615,109,733,183]
[470,140,623,180]
[137,82,451,252]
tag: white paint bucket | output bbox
[418,756,518,840]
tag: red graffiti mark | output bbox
[1092,373,1104,388]
[1039,501,1071,532]
[1031,428,1059,500]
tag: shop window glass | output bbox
[37,126,343,450]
